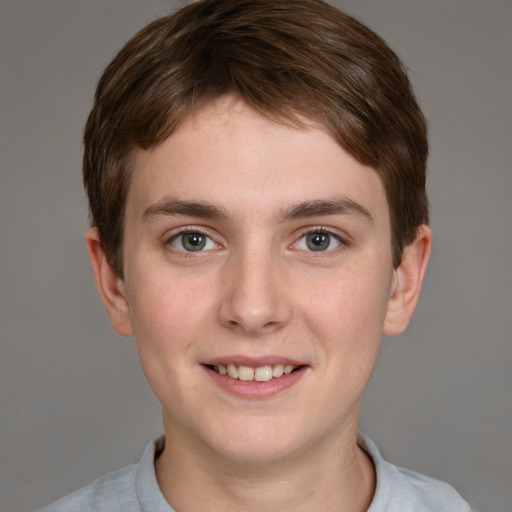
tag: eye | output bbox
[295,230,342,252]
[169,231,218,252]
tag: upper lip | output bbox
[204,355,306,367]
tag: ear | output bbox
[85,227,133,337]
[383,225,432,336]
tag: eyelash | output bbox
[293,227,347,252]
[165,226,347,254]
[166,227,218,252]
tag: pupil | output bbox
[183,233,206,251]
[306,232,330,251]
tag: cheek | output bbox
[127,263,212,328]
[303,266,391,330]
[298,266,391,370]
[126,276,195,365]
[126,276,207,404]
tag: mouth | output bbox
[205,363,302,382]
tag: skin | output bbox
[87,97,431,511]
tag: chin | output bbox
[215,440,298,466]
[203,418,314,466]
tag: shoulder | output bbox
[359,434,472,512]
[391,465,472,511]
[38,464,139,512]
[38,436,170,512]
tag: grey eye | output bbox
[305,232,331,251]
[171,232,216,252]
[295,231,342,252]
[181,233,206,251]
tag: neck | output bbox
[155,417,375,512]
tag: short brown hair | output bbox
[83,0,429,276]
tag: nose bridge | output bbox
[218,237,291,334]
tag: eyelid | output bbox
[165,226,222,252]
[166,226,211,242]
[163,225,349,252]
[291,226,349,251]
[299,225,348,241]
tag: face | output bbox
[102,98,408,465]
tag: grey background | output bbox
[1,1,510,511]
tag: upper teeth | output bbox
[215,364,296,382]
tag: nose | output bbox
[217,246,292,336]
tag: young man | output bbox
[41,0,471,510]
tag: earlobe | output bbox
[85,227,133,337]
[383,225,432,336]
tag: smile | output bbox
[209,363,299,382]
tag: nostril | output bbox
[217,280,292,334]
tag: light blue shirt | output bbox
[39,434,471,511]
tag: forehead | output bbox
[126,98,389,227]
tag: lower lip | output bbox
[204,366,307,399]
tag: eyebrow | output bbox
[141,197,231,222]
[141,196,373,224]
[278,197,374,224]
